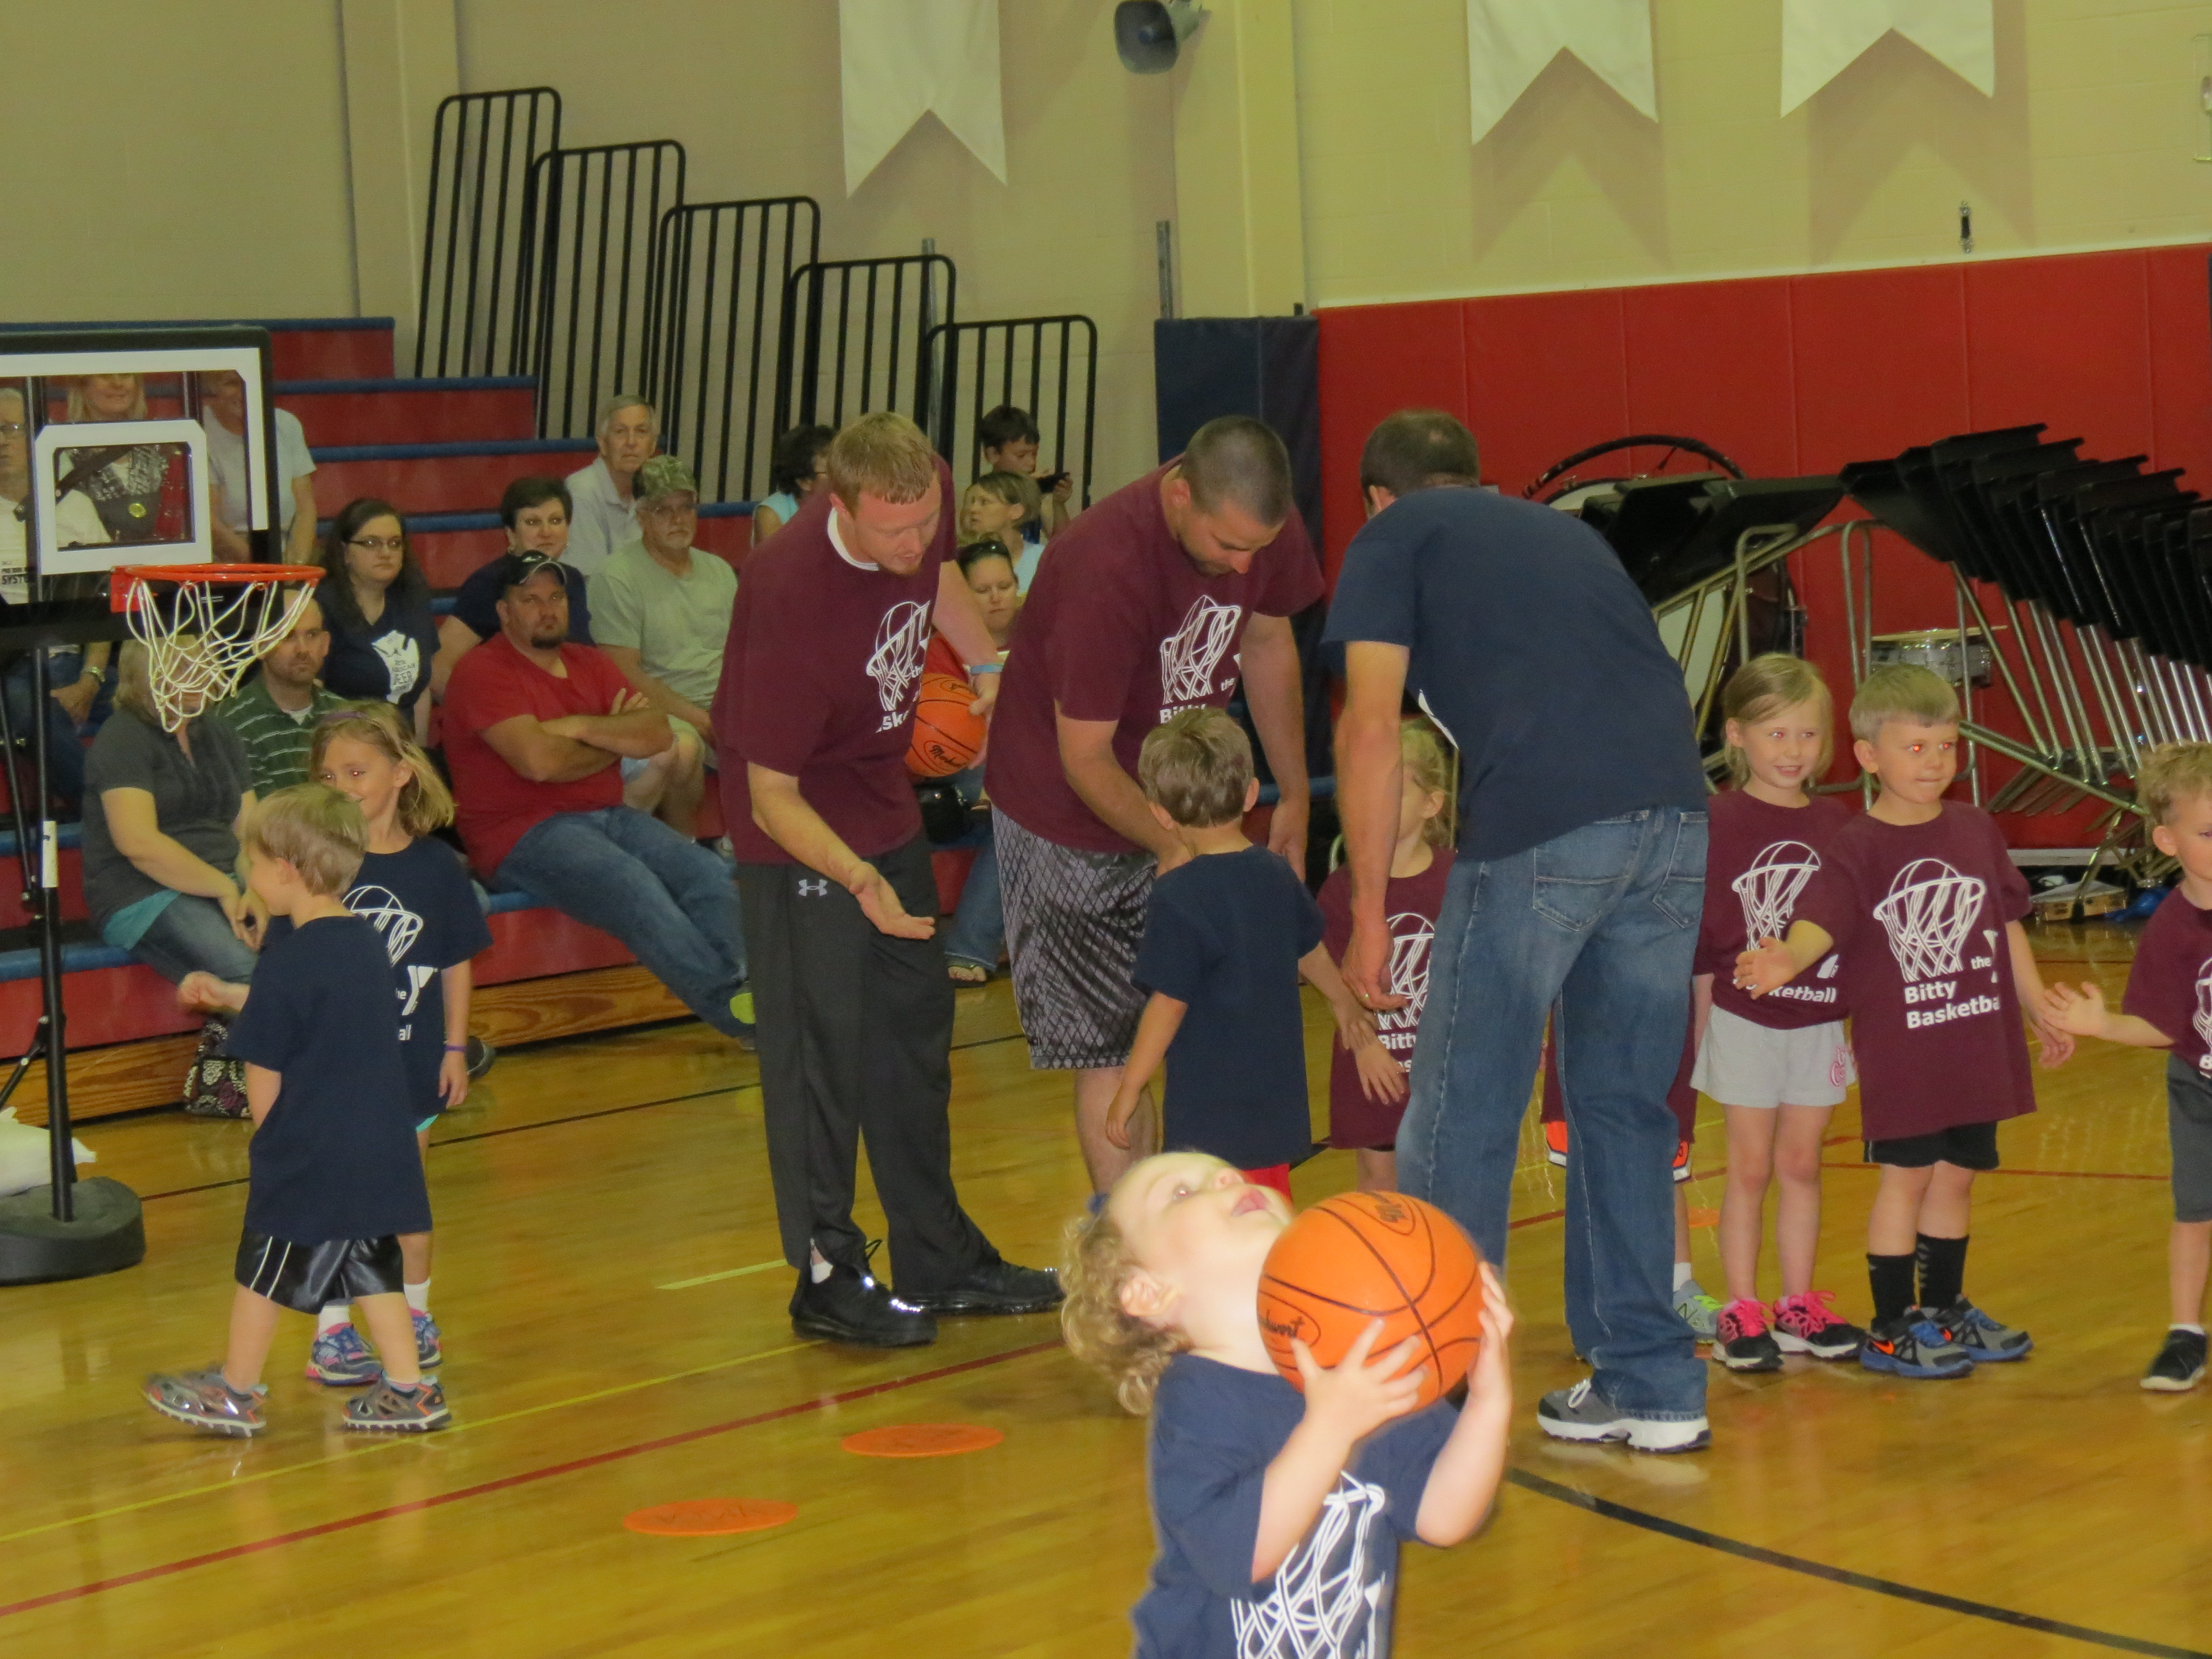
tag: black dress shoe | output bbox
[902,1258,1063,1316]
[790,1265,937,1348]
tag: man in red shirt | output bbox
[716,413,1060,1348]
[985,416,1323,1192]
[444,551,753,1044]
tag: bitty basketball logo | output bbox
[1157,595,1244,714]
[1735,841,1837,1008]
[1375,913,1436,1063]
[1874,858,2000,1030]
[2192,958,2212,1074]
[866,600,933,728]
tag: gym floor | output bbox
[2,923,2205,1657]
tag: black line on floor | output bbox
[1507,1468,2208,1658]
[132,1029,1031,1204]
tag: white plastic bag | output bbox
[0,1107,96,1197]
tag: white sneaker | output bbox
[1537,1379,1711,1453]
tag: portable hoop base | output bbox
[0,1177,146,1285]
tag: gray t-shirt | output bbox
[81,710,253,927]
[587,540,738,710]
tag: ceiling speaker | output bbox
[1115,2,1207,74]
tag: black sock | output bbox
[1868,1253,1916,1327]
[1917,1234,1968,1312]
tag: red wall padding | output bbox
[1316,245,2212,848]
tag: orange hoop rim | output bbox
[112,563,324,612]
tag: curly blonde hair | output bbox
[1060,1205,1184,1416]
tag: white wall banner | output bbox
[1780,0,1995,115]
[839,0,1007,196]
[1466,0,1657,145]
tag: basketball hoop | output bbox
[111,563,325,732]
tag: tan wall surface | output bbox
[1295,0,2212,306]
[0,1,359,322]
[457,0,1177,493]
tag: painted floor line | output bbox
[1509,1468,2209,1658]
[659,1260,787,1290]
[0,1338,1062,1621]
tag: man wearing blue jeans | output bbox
[1327,411,1712,1453]
[442,552,750,1045]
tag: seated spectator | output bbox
[209,598,345,795]
[930,538,1023,985]
[84,641,263,1109]
[587,455,729,838]
[315,498,440,742]
[432,476,592,696]
[442,552,752,1044]
[0,385,109,815]
[750,423,833,546]
[961,471,1044,592]
[197,369,317,563]
[64,374,192,545]
[978,403,1074,539]
[564,395,659,578]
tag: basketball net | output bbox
[114,566,324,733]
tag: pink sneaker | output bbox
[1771,1290,1867,1360]
[1714,1298,1782,1372]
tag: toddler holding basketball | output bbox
[1738,665,2070,1380]
[1063,1151,1513,1657]
[144,785,450,1436]
[1103,709,1390,1194]
[2043,743,2212,1391]
[1316,719,1449,1192]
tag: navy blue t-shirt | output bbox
[1134,846,1323,1170]
[1323,488,1705,862]
[324,601,441,713]
[452,557,593,645]
[229,915,431,1243]
[1136,1355,1457,1659]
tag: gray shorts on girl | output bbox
[1691,1004,1854,1110]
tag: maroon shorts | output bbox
[1538,1017,1698,1142]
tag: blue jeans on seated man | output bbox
[495,805,750,1040]
[1398,805,1708,1422]
[2,648,88,813]
[938,821,1004,975]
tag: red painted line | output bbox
[1509,1207,1566,1230]
[0,1338,1061,1622]
[1824,1161,2165,1182]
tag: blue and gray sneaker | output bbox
[413,1309,444,1368]
[1860,1312,1973,1379]
[1931,1297,2032,1362]
[304,1325,382,1386]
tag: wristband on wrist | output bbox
[444,1043,468,1052]
[967,661,1001,675]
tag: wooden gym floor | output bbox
[2,922,2208,1658]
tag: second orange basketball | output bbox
[1256,1191,1485,1410]
[906,672,988,778]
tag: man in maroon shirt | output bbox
[443,551,752,1045]
[715,413,1060,1348]
[985,416,1323,1192]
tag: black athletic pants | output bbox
[737,837,994,1295]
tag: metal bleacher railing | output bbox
[774,254,957,436]
[414,88,563,379]
[925,315,1099,508]
[644,197,821,503]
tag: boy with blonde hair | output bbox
[1103,709,1383,1193]
[142,785,448,1435]
[2044,743,2212,1389]
[1738,665,2070,1379]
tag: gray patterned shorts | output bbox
[994,807,1154,1071]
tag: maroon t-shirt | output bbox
[1695,790,1853,1031]
[2122,887,2212,1076]
[714,461,959,865]
[985,462,1325,853]
[444,635,632,878]
[1317,851,1453,1149]
[1791,804,2034,1139]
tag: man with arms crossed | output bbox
[987,416,1322,1192]
[1328,410,1713,1452]
[715,413,1061,1348]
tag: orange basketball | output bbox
[906,673,987,778]
[1256,1191,1485,1410]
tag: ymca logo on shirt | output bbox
[373,630,422,700]
[347,884,438,1029]
[1157,596,1243,716]
[1375,911,1435,1063]
[866,599,933,729]
[1873,858,2000,1030]
[1734,841,1838,1009]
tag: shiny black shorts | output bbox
[234,1230,404,1314]
[1865,1119,2000,1172]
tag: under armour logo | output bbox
[797,878,831,897]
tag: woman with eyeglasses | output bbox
[316,498,440,743]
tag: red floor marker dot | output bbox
[841,1423,1003,1458]
[623,1498,798,1536]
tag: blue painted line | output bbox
[0,823,84,858]
[312,438,594,462]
